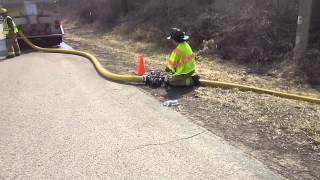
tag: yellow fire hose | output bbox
[18,32,320,104]
[18,32,142,83]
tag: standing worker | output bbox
[0,8,21,58]
[165,28,198,87]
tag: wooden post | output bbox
[294,0,313,61]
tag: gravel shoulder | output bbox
[63,20,320,180]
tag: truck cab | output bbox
[0,0,64,46]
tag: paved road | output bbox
[0,52,284,179]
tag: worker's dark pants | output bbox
[169,71,194,87]
[6,32,21,57]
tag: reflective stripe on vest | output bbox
[173,48,185,58]
[171,48,195,69]
[3,17,19,35]
[175,53,196,69]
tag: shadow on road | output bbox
[0,41,71,62]
[165,87,195,100]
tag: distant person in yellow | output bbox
[0,8,21,58]
[166,28,199,87]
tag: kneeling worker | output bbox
[0,8,21,58]
[166,28,198,87]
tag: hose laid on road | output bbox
[19,32,320,104]
[18,32,142,83]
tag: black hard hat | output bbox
[167,28,189,42]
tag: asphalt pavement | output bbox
[0,52,284,179]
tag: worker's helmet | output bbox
[0,8,8,14]
[167,28,189,42]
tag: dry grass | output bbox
[64,20,320,97]
[64,19,320,179]
[65,20,320,138]
[61,0,320,85]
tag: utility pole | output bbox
[294,0,313,61]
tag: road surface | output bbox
[0,52,284,179]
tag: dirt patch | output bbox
[63,20,320,180]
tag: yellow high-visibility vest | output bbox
[167,42,196,76]
[3,16,19,35]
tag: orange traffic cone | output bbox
[137,54,146,76]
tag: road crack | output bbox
[128,131,206,152]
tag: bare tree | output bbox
[294,0,313,61]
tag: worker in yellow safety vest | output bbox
[0,8,21,58]
[166,28,199,87]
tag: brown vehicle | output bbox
[0,0,64,46]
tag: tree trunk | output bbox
[294,0,313,61]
